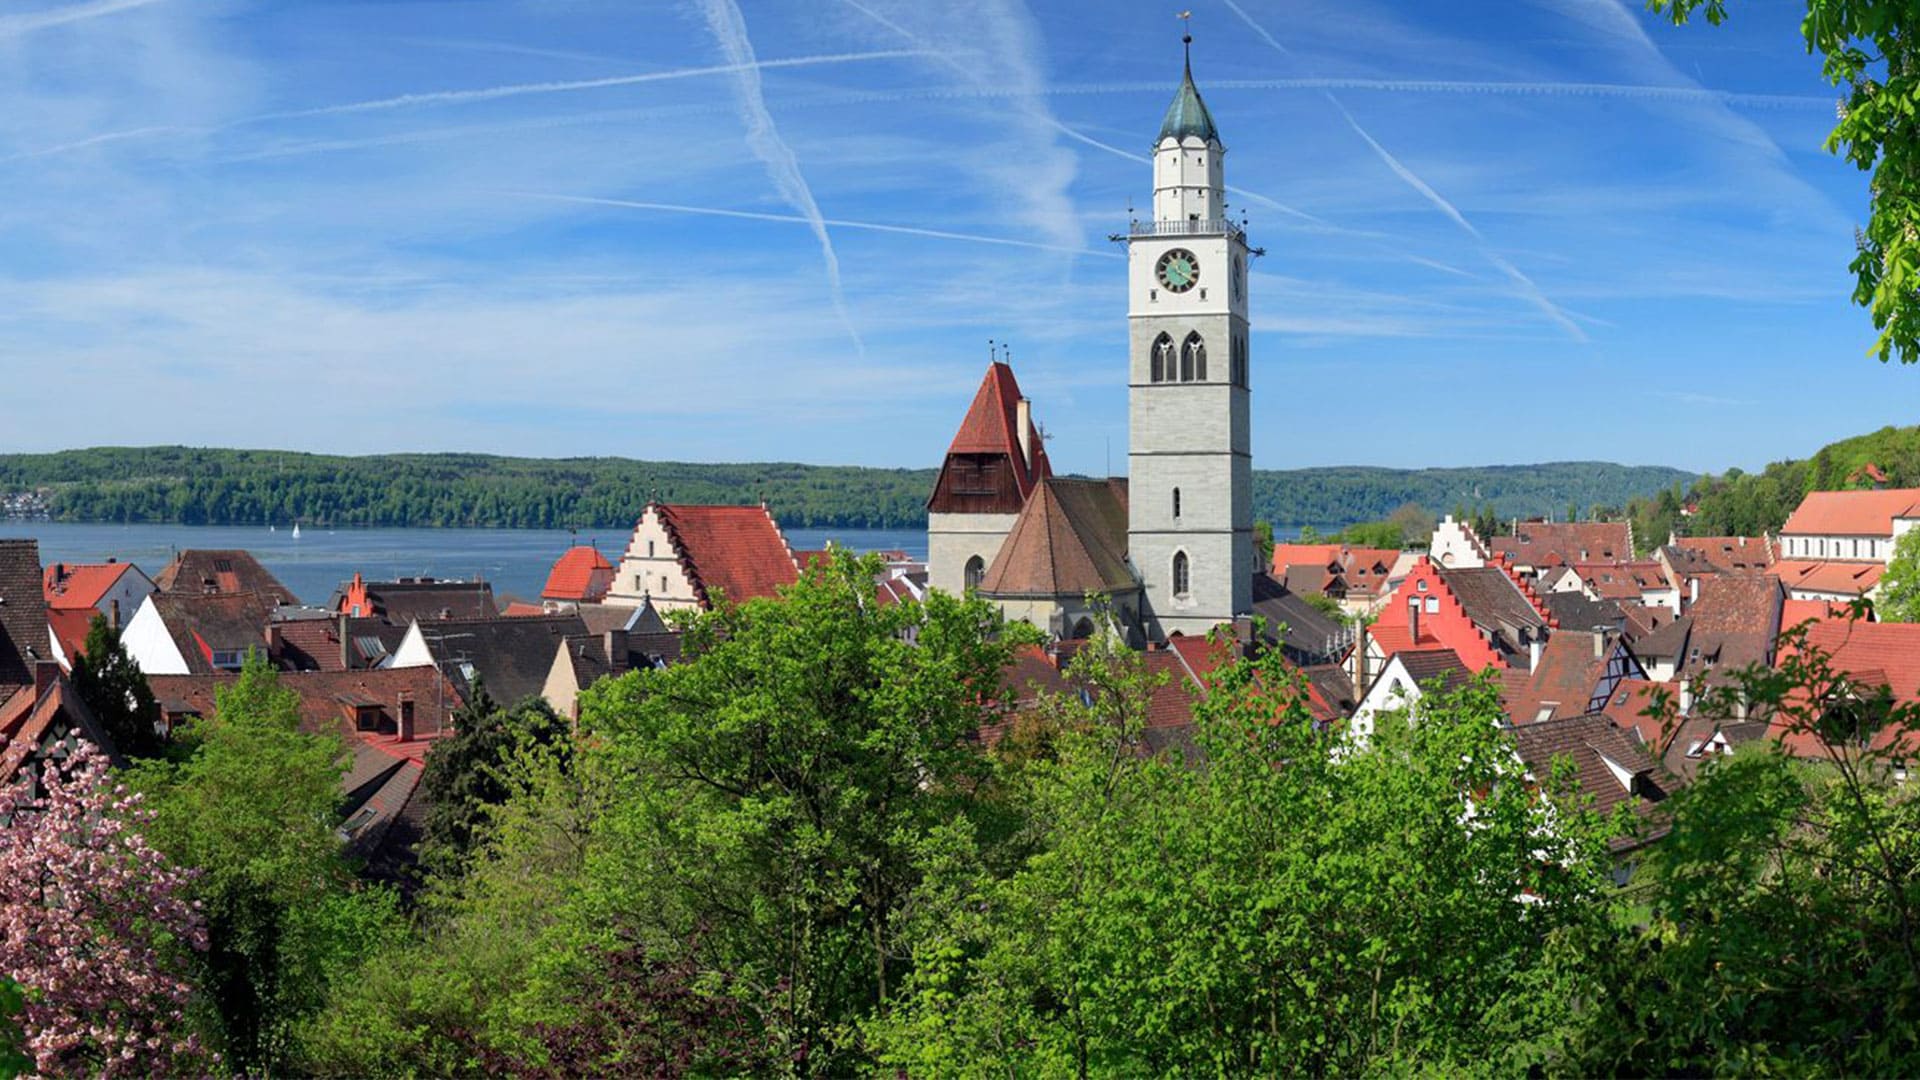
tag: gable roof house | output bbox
[1765,617,1920,762]
[42,559,155,632]
[1350,648,1476,743]
[1363,557,1555,687]
[607,502,800,613]
[1490,521,1635,575]
[1772,488,1920,601]
[390,612,590,708]
[1498,629,1647,726]
[333,573,498,623]
[1269,543,1411,616]
[120,591,286,676]
[0,540,120,786]
[1506,713,1675,854]
[925,361,1054,599]
[1250,571,1353,667]
[1665,535,1775,574]
[155,549,297,605]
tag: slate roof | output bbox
[41,561,136,610]
[156,550,296,605]
[541,546,613,602]
[978,477,1135,598]
[1542,591,1625,636]
[1250,571,1348,665]
[654,503,799,608]
[1506,712,1674,850]
[148,591,280,674]
[0,540,50,700]
[1781,488,1920,536]
[410,613,589,707]
[1436,564,1551,660]
[927,362,1051,514]
[1490,522,1632,567]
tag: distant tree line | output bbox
[0,447,1697,532]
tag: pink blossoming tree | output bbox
[0,741,207,1077]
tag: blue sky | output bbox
[0,0,1898,475]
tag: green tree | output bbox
[1656,0,1920,363]
[417,686,568,874]
[1253,520,1275,566]
[871,636,1621,1075]
[68,614,163,759]
[1879,526,1920,621]
[130,653,375,1073]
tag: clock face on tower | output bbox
[1155,248,1200,293]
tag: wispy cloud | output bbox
[0,0,160,37]
[1224,0,1587,342]
[271,49,926,120]
[509,192,1122,258]
[698,0,863,355]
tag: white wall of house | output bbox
[1429,516,1486,569]
[388,622,435,669]
[607,508,703,612]
[927,511,1019,597]
[1349,654,1427,745]
[1640,584,1680,614]
[1779,532,1893,562]
[120,596,188,676]
[85,566,156,626]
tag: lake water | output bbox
[0,522,930,607]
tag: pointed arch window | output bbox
[1181,332,1206,382]
[1173,551,1191,598]
[964,555,986,591]
[1151,333,1173,383]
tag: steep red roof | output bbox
[927,362,1051,514]
[1772,618,1920,757]
[41,562,134,610]
[656,503,800,607]
[46,609,96,671]
[1771,559,1883,597]
[1781,488,1920,537]
[541,545,614,603]
[1491,522,1632,566]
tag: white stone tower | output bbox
[1127,32,1253,641]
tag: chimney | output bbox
[1015,397,1033,471]
[1353,623,1371,694]
[1689,577,1700,606]
[32,660,57,700]
[264,623,284,659]
[1592,630,1605,661]
[604,628,630,673]
[109,598,121,632]
[1528,631,1543,672]
[397,693,415,742]
[1678,678,1694,717]
[1407,598,1421,644]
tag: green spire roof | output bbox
[1158,56,1218,144]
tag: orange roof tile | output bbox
[1772,559,1884,597]
[1781,488,1920,537]
[541,545,614,602]
[41,562,134,610]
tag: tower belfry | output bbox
[1126,25,1254,640]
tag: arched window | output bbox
[964,555,986,591]
[1172,487,1182,519]
[1182,332,1206,381]
[1071,617,1094,640]
[1173,551,1191,598]
[1151,333,1173,383]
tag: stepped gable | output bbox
[157,549,296,605]
[541,545,614,603]
[927,362,1052,514]
[655,503,799,607]
[41,561,135,610]
[0,540,50,701]
[978,477,1134,597]
[1436,561,1551,662]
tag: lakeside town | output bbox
[6,1,1920,1075]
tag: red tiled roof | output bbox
[1491,522,1632,565]
[1773,619,1920,757]
[41,562,133,610]
[1781,597,1850,628]
[541,545,613,602]
[503,601,547,617]
[1672,536,1773,572]
[655,503,800,608]
[1772,559,1884,598]
[1781,488,1920,537]
[46,609,94,671]
[944,361,1050,498]
[1271,544,1402,600]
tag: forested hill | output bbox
[0,447,1694,530]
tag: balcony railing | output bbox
[1123,217,1245,240]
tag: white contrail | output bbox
[267,49,926,120]
[1225,0,1587,342]
[3,124,204,162]
[1330,98,1587,341]
[0,0,161,36]
[698,0,863,356]
[510,192,1122,258]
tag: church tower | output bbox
[1127,32,1253,641]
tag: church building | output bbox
[927,35,1255,644]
